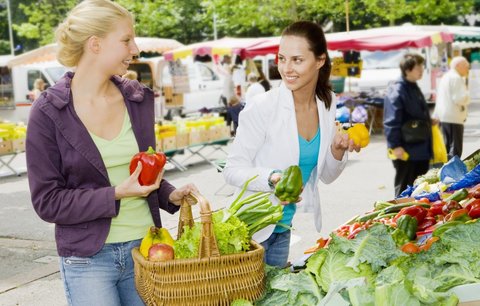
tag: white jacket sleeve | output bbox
[223,100,274,192]
[450,76,470,106]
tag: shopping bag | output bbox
[431,125,448,164]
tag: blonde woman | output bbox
[25,1,197,305]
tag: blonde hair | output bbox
[55,0,133,67]
[122,70,138,80]
[33,78,45,90]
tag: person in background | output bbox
[227,95,243,136]
[257,69,271,92]
[30,78,46,101]
[384,53,435,197]
[244,72,265,104]
[223,21,360,268]
[25,1,198,305]
[216,55,235,107]
[433,56,470,160]
[122,69,138,81]
[232,55,246,98]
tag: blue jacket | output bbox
[383,77,432,161]
[26,72,179,257]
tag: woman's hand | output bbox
[114,162,162,199]
[331,130,361,160]
[393,147,407,160]
[168,183,200,206]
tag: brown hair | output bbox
[399,53,425,78]
[281,21,333,109]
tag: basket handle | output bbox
[178,192,220,258]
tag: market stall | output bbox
[7,37,185,67]
[162,36,273,61]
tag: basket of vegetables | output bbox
[132,191,266,306]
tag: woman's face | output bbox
[277,35,325,93]
[405,63,424,82]
[97,18,139,76]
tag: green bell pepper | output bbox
[274,165,303,202]
[396,214,418,240]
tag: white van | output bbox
[342,45,449,102]
[128,56,225,119]
[0,60,67,123]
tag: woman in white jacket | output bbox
[223,21,360,267]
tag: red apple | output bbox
[148,243,174,262]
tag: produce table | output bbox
[0,140,26,177]
[163,137,231,172]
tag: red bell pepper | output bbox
[417,216,436,231]
[394,205,428,224]
[129,146,167,186]
[427,200,446,217]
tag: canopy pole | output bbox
[7,0,15,55]
[345,0,350,33]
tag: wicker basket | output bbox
[132,192,265,306]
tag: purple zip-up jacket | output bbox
[26,72,179,257]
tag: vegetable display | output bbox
[129,146,166,185]
[243,176,480,305]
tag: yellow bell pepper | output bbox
[346,124,370,148]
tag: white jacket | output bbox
[223,83,347,243]
[433,69,470,124]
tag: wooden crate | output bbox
[175,133,189,148]
[11,138,26,152]
[0,140,13,155]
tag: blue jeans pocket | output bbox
[63,257,91,266]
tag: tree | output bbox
[5,0,479,54]
[13,0,77,47]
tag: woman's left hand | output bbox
[168,184,200,206]
[331,131,361,160]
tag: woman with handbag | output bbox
[384,53,437,197]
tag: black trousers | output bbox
[392,160,430,197]
[440,122,464,160]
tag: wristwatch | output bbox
[268,169,282,189]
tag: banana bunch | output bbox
[139,226,175,258]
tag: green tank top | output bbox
[89,111,153,243]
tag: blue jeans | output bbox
[60,239,144,306]
[260,230,291,268]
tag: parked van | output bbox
[342,45,450,102]
[128,56,225,118]
[0,60,67,123]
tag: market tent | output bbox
[244,25,454,56]
[163,37,273,61]
[7,37,184,67]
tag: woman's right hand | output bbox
[114,162,162,199]
[393,147,407,161]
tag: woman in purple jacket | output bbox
[25,1,197,305]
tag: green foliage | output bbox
[0,0,477,54]
[13,0,77,46]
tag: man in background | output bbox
[433,56,470,159]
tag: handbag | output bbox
[401,119,430,143]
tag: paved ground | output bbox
[0,101,479,306]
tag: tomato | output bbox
[417,197,431,204]
[401,242,420,254]
[442,200,462,215]
[467,200,480,219]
